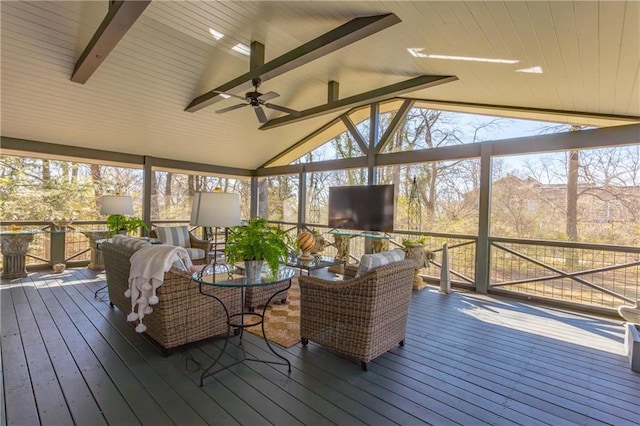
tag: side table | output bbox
[0,231,36,279]
[286,255,345,276]
[192,265,295,386]
[81,230,110,270]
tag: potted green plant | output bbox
[124,217,149,236]
[225,217,290,280]
[401,236,434,268]
[106,215,149,236]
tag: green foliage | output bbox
[225,217,290,277]
[124,217,149,235]
[106,214,149,236]
[402,236,426,246]
[106,214,127,234]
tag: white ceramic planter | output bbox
[624,322,640,372]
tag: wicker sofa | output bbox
[298,259,415,370]
[101,240,240,350]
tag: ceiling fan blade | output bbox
[216,103,248,114]
[258,91,279,102]
[212,90,246,101]
[254,106,268,123]
[264,103,301,116]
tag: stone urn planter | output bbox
[618,300,640,372]
[624,322,640,372]
[403,243,433,290]
[310,232,327,255]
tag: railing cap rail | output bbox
[491,236,640,253]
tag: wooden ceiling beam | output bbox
[185,13,401,113]
[260,75,458,130]
[71,1,150,84]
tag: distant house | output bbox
[487,174,640,242]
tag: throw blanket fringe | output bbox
[126,245,192,333]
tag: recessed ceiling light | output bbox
[231,43,250,56]
[407,48,519,64]
[516,66,544,74]
[219,93,231,99]
[208,28,224,40]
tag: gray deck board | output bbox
[2,268,639,426]
[55,272,207,426]
[407,292,640,408]
[26,275,108,426]
[2,281,40,426]
[34,275,140,425]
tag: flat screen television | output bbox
[328,184,395,232]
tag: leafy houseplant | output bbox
[401,236,434,269]
[225,217,290,278]
[402,236,426,246]
[106,214,149,236]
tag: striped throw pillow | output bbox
[356,249,405,277]
[156,226,191,248]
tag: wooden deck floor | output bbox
[2,268,639,426]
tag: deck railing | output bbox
[274,222,639,313]
[4,220,637,314]
[0,220,200,270]
[489,237,640,310]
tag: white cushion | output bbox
[184,247,206,261]
[111,234,151,251]
[156,226,191,248]
[356,249,406,277]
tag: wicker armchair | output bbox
[101,241,241,350]
[298,260,415,370]
[150,227,211,265]
[245,281,289,311]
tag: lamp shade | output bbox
[190,192,241,228]
[100,195,134,215]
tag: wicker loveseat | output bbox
[101,240,240,350]
[298,259,415,370]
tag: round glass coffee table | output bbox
[192,264,295,386]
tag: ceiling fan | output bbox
[214,78,301,124]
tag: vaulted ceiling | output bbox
[2,1,639,170]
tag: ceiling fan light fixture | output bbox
[214,78,301,123]
[231,43,250,56]
[208,28,224,40]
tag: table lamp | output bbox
[190,192,241,268]
[101,195,134,234]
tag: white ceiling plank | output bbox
[548,1,582,111]
[598,0,627,114]
[574,1,599,115]
[615,1,640,113]
[523,1,570,110]
[1,1,638,170]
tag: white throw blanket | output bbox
[126,245,192,333]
